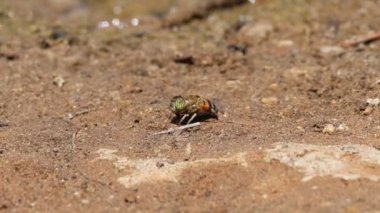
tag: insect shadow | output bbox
[170,114,218,125]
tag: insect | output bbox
[170,95,218,125]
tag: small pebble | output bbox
[268,83,279,91]
[319,46,344,56]
[81,199,89,204]
[53,75,65,88]
[238,21,274,42]
[363,106,374,115]
[336,123,349,132]
[296,126,305,132]
[156,161,165,168]
[261,97,278,105]
[366,98,380,107]
[275,40,294,47]
[322,124,335,134]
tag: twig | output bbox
[154,122,201,135]
[65,108,93,121]
[342,31,380,47]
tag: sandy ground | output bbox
[1,0,380,212]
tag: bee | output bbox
[170,95,218,125]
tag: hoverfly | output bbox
[170,95,218,125]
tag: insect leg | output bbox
[178,114,188,125]
[187,113,197,124]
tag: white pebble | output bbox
[322,124,335,134]
[366,98,380,107]
[319,46,344,56]
[336,123,349,132]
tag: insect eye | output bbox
[170,96,185,112]
[175,99,185,110]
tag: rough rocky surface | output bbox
[266,142,380,182]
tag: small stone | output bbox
[268,83,279,91]
[128,86,143,94]
[238,21,274,42]
[261,97,278,105]
[296,126,305,132]
[30,202,37,208]
[67,113,74,119]
[319,46,345,56]
[336,123,349,132]
[322,124,335,134]
[53,75,65,88]
[275,40,294,47]
[363,106,374,115]
[156,161,165,168]
[366,98,380,107]
[81,199,89,204]
[199,56,214,66]
[73,191,81,197]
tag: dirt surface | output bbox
[1,0,380,212]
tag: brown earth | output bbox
[1,0,380,212]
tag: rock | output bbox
[296,126,305,132]
[319,46,345,56]
[322,124,335,134]
[261,97,278,105]
[238,21,274,43]
[275,40,294,47]
[336,123,349,132]
[81,199,89,204]
[96,148,248,189]
[366,98,380,107]
[127,86,143,94]
[363,106,374,115]
[268,83,279,91]
[53,75,65,88]
[265,142,380,182]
